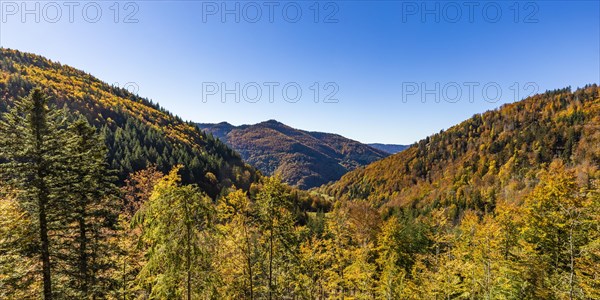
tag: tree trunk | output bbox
[39,192,52,300]
[79,210,88,297]
[186,204,192,300]
[268,200,274,300]
[123,258,127,300]
[243,221,254,300]
[35,115,52,300]
[569,217,575,300]
[269,227,273,300]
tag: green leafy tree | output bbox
[115,165,164,299]
[321,201,354,298]
[133,166,216,300]
[376,216,408,299]
[0,188,38,298]
[576,179,600,299]
[255,177,298,299]
[216,189,261,299]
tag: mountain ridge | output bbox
[0,48,258,198]
[198,120,390,189]
[318,85,600,212]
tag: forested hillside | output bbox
[0,51,329,299]
[0,48,598,299]
[198,120,389,189]
[320,86,600,211]
[0,48,257,198]
[308,86,600,298]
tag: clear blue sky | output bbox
[1,1,598,144]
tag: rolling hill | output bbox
[0,48,258,198]
[318,86,600,213]
[198,120,390,189]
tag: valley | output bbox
[1,48,598,299]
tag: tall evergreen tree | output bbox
[0,89,70,299]
[61,116,120,298]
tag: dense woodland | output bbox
[0,49,599,299]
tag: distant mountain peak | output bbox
[197,120,391,189]
[263,119,282,124]
[259,119,287,127]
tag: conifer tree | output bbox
[61,116,120,298]
[0,89,70,299]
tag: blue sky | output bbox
[1,1,598,144]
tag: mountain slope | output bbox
[319,86,600,212]
[198,120,390,189]
[0,48,258,198]
[367,143,408,154]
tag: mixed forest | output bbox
[0,48,599,299]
